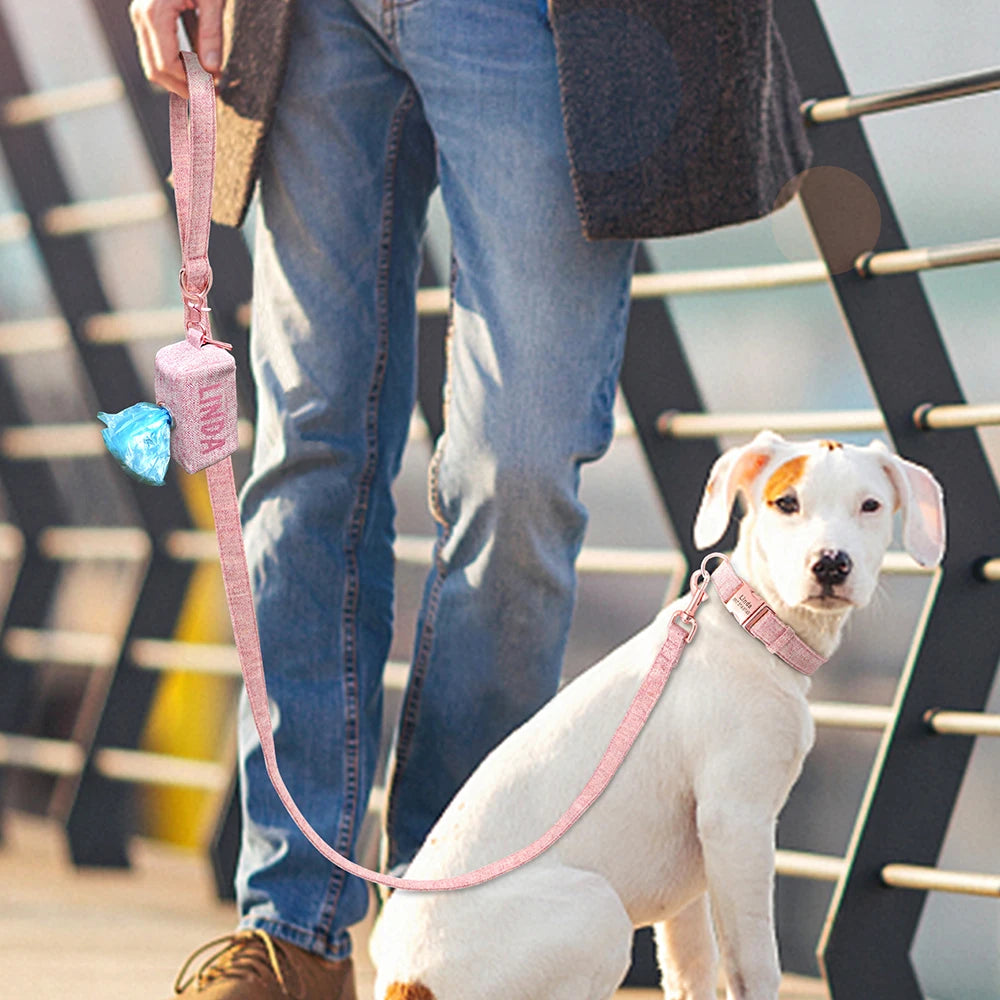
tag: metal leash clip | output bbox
[671,551,729,643]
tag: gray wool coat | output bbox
[210,0,811,239]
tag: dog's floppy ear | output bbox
[693,431,785,550]
[874,445,946,567]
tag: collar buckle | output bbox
[724,582,771,633]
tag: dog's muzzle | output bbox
[812,549,852,592]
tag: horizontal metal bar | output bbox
[42,191,168,236]
[980,558,1000,582]
[236,419,254,451]
[166,529,688,581]
[0,732,82,775]
[577,546,686,577]
[38,526,151,562]
[0,735,228,790]
[2,76,124,126]
[880,551,933,575]
[914,401,1000,431]
[162,528,913,589]
[393,534,434,566]
[0,316,71,354]
[130,640,415,696]
[92,747,230,791]
[368,783,388,815]
[669,550,923,581]
[656,408,885,439]
[350,821,847,894]
[129,638,239,676]
[858,237,1000,278]
[255,264,832,325]
[395,537,691,578]
[0,422,106,459]
[2,627,120,667]
[414,262,829,318]
[776,848,846,883]
[407,409,637,445]
[0,523,24,562]
[422,239,998,310]
[1,419,252,460]
[384,659,410,692]
[804,66,1000,123]
[882,863,1000,897]
[629,261,828,298]
[83,307,183,344]
[0,210,30,243]
[925,709,1000,738]
[810,701,893,731]
[395,535,689,576]
[415,286,450,316]
[161,529,219,562]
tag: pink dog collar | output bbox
[699,554,827,676]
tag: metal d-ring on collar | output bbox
[671,550,729,644]
[673,551,827,675]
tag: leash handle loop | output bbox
[170,51,216,342]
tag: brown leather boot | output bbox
[171,929,357,999]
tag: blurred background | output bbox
[0,1,997,997]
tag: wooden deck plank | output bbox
[0,812,827,999]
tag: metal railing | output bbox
[0,1,997,997]
[802,65,1000,123]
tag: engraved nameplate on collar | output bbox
[724,582,770,631]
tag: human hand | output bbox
[129,0,224,98]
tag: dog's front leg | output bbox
[697,803,781,1000]
[654,894,718,1000]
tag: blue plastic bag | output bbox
[97,402,173,486]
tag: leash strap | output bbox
[208,452,694,889]
[171,51,215,312]
[171,52,695,892]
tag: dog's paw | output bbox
[383,982,436,1000]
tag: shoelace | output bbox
[173,929,300,997]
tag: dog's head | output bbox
[694,432,945,617]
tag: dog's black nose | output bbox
[812,549,853,587]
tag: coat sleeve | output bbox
[211,0,295,228]
[549,0,813,239]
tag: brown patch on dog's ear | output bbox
[693,433,787,550]
[818,439,843,451]
[764,455,809,504]
[385,982,436,1000]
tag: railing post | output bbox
[776,2,1000,996]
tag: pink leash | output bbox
[162,53,825,893]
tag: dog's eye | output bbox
[773,494,800,515]
[861,498,882,513]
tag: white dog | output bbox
[372,432,945,1000]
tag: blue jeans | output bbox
[236,0,637,961]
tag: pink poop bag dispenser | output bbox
[100,51,238,482]
[154,331,238,474]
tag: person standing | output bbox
[130,1,810,997]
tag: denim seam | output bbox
[384,256,459,859]
[380,0,396,41]
[314,83,421,939]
